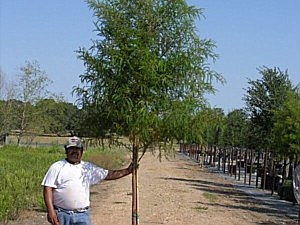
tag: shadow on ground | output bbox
[162,176,298,225]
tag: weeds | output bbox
[194,205,208,212]
[202,192,218,202]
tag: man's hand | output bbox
[47,211,60,225]
[128,162,139,173]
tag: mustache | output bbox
[69,152,81,157]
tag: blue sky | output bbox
[1,0,299,113]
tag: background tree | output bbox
[271,88,300,162]
[207,108,225,148]
[243,66,294,185]
[243,66,293,151]
[200,108,225,165]
[0,71,18,135]
[0,70,7,134]
[15,60,52,144]
[161,98,199,145]
[75,0,223,224]
[223,109,249,148]
[35,99,81,135]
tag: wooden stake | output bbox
[132,137,139,225]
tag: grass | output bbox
[0,145,129,223]
[202,192,219,202]
[194,192,218,213]
[194,205,208,212]
[85,146,131,170]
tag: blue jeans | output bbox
[55,208,91,225]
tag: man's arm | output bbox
[104,164,135,180]
[43,186,60,225]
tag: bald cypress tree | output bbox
[75,1,223,224]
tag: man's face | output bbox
[65,147,83,164]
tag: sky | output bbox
[0,0,299,113]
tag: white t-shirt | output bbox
[41,159,108,210]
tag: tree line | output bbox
[2,62,298,160]
[1,60,299,214]
[0,61,81,142]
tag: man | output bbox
[42,136,134,225]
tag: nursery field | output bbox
[4,151,299,225]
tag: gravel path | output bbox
[6,152,299,225]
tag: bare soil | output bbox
[6,152,298,225]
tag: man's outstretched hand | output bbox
[128,162,139,173]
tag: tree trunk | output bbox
[217,147,221,171]
[230,148,234,176]
[271,159,275,195]
[249,149,253,185]
[213,145,217,167]
[223,148,227,174]
[244,148,248,184]
[238,148,242,181]
[263,149,268,190]
[132,137,139,225]
[256,151,260,188]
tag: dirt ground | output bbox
[6,152,298,225]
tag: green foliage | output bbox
[74,0,223,149]
[17,60,52,104]
[0,98,81,137]
[12,60,53,142]
[222,109,249,148]
[192,108,225,146]
[34,99,81,135]
[272,89,300,159]
[0,99,23,134]
[0,60,83,137]
[0,145,63,222]
[160,98,197,143]
[243,66,293,150]
[0,100,10,134]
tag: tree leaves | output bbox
[75,0,223,152]
[243,66,293,150]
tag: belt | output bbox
[54,206,89,214]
